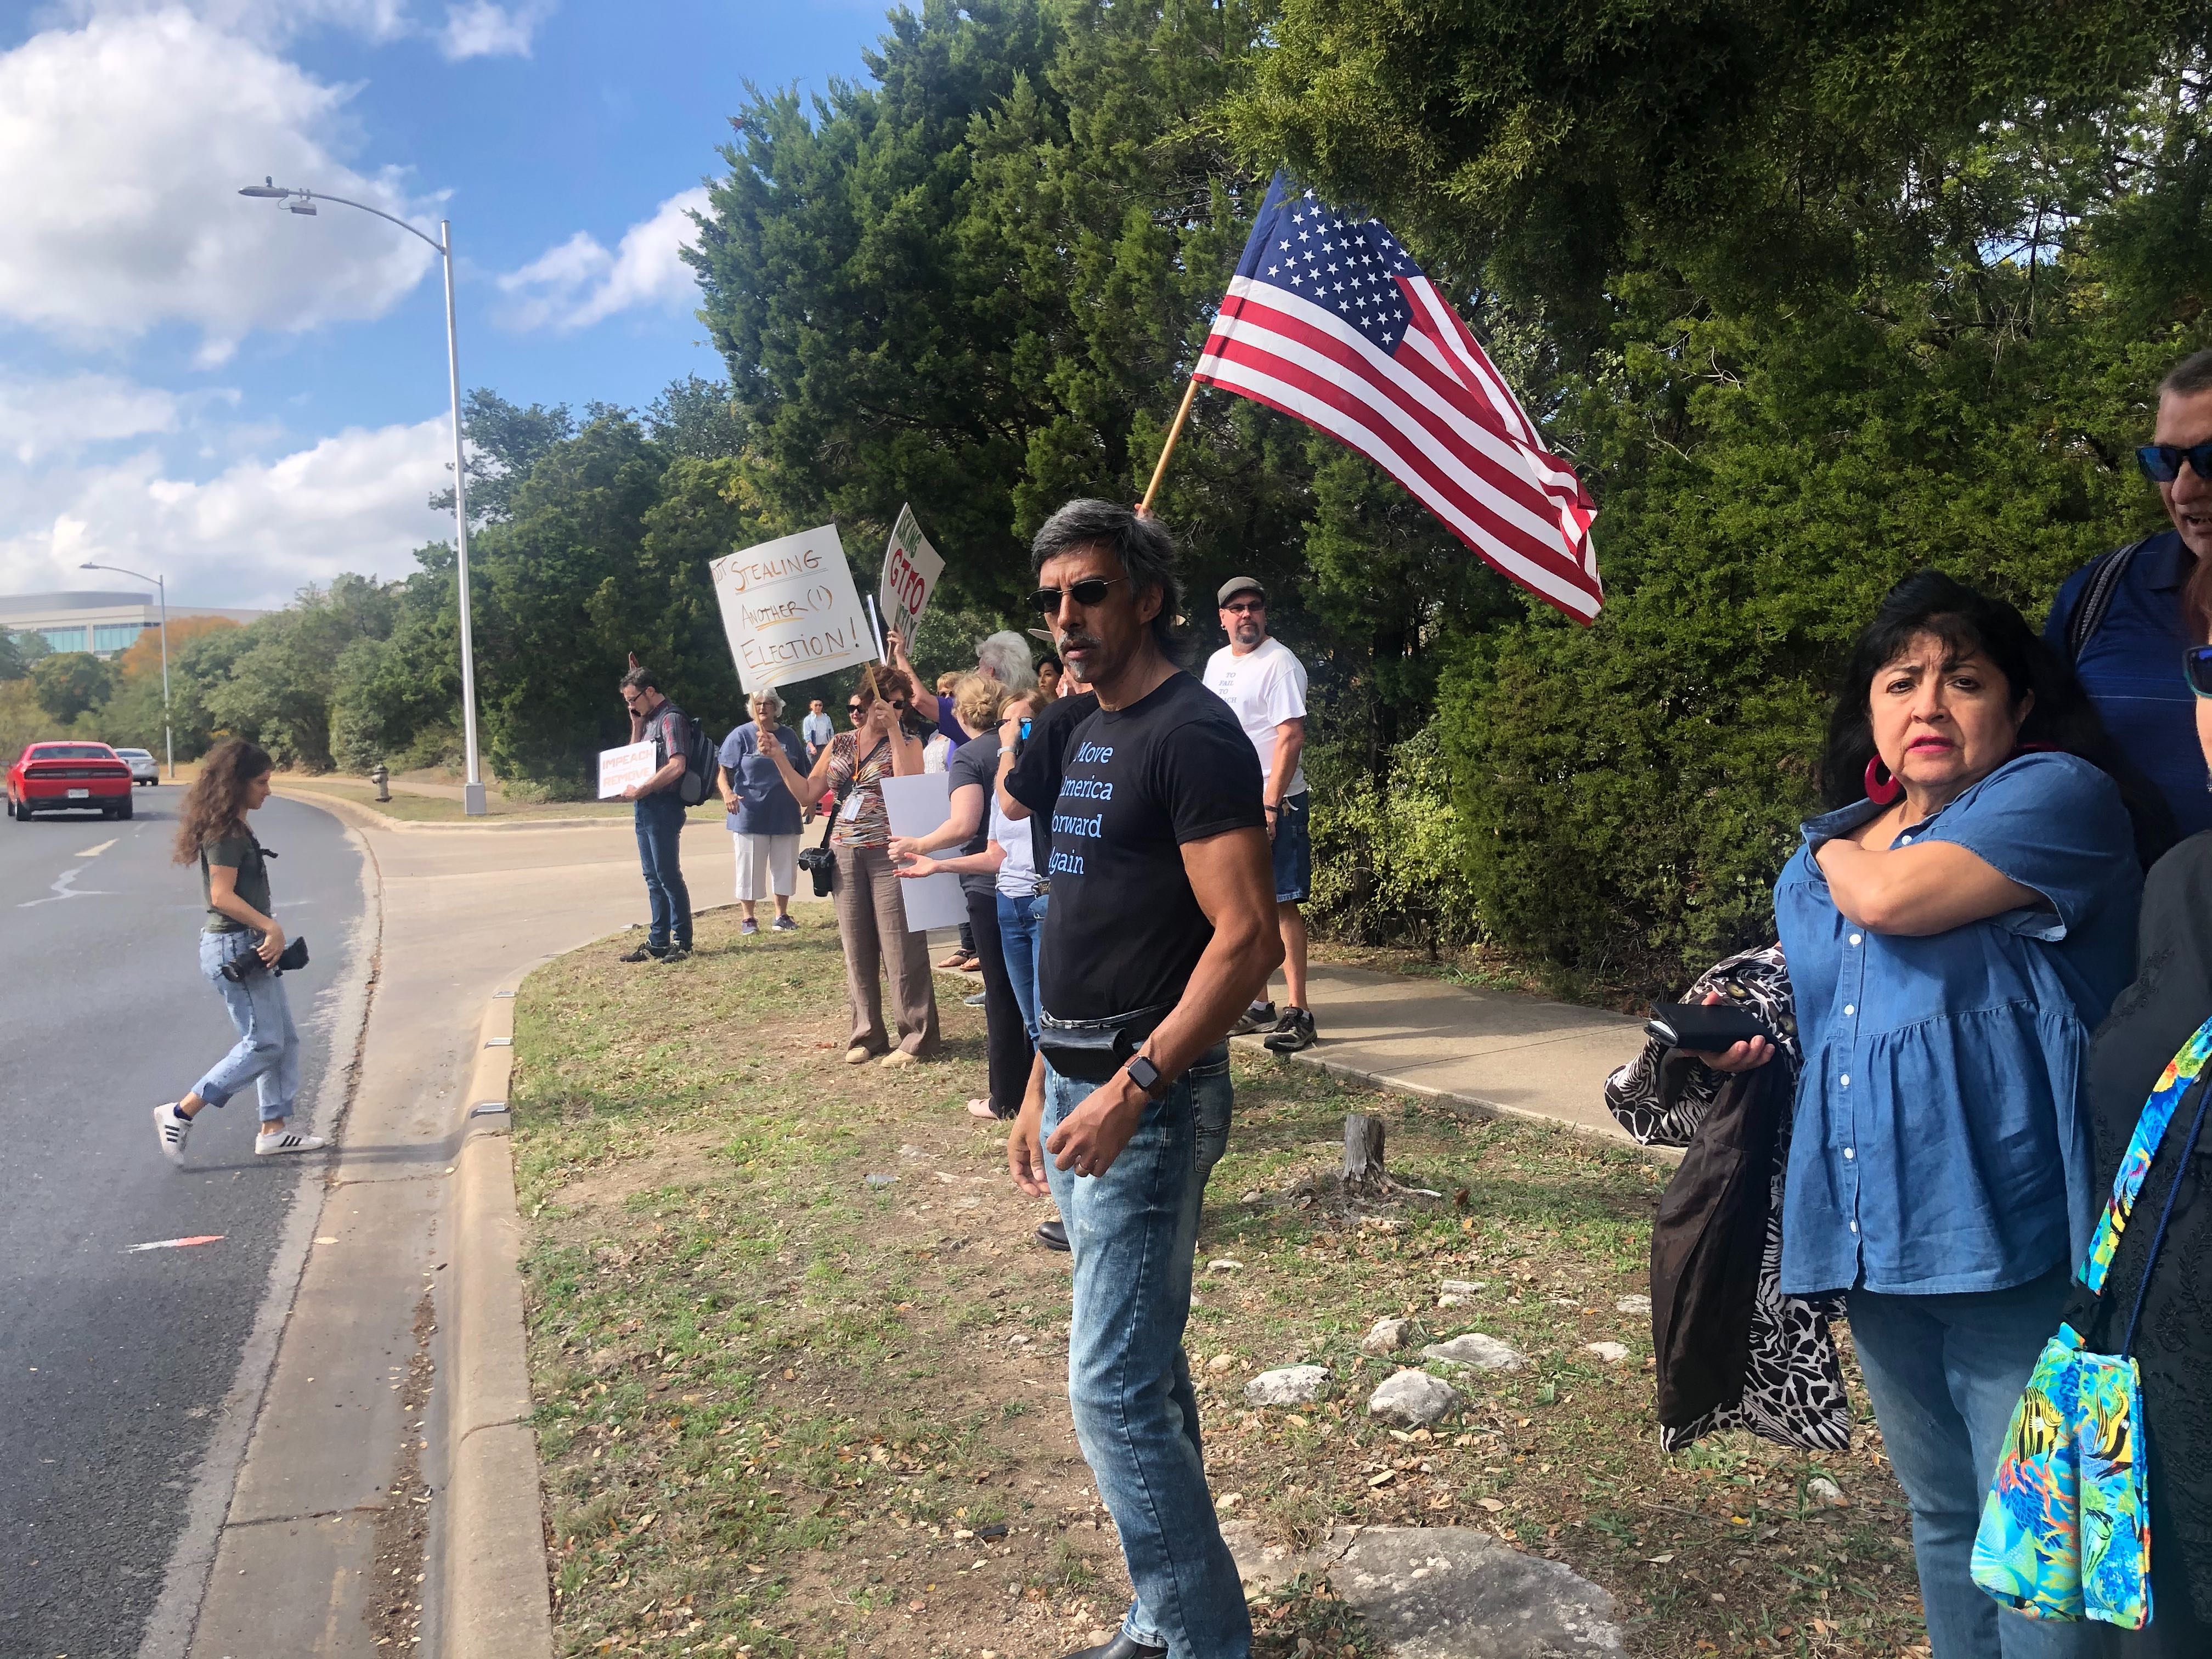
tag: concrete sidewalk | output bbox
[1240,962,1649,1147]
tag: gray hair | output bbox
[1030,499,1184,656]
[2162,349,2212,400]
[748,687,785,717]
[973,629,1037,691]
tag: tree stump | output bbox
[1343,1113,1387,1181]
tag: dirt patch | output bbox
[367,1291,437,1649]
[511,912,1923,1658]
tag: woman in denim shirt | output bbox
[1710,572,2166,1658]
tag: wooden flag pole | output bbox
[1140,377,1201,514]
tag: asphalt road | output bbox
[0,785,366,1658]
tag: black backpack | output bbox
[654,705,719,807]
[2062,538,2152,663]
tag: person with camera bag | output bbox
[152,738,325,1164]
[757,664,938,1066]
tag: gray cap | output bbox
[1216,575,1266,606]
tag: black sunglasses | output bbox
[2186,646,2212,699]
[1030,577,1125,615]
[847,702,864,713]
[2138,442,2212,484]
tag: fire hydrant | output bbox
[370,763,391,802]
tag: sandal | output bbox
[938,949,970,968]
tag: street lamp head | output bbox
[238,177,291,199]
[286,199,318,215]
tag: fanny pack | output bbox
[1037,1003,1172,1084]
[1970,1013,2212,1630]
[221,932,310,981]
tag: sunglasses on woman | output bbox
[2138,442,2212,484]
[2186,646,2212,698]
[1029,576,1125,614]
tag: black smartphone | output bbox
[1645,1002,1772,1049]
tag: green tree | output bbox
[0,629,51,681]
[30,652,114,723]
[429,390,578,524]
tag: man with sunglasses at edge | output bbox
[2046,348,2212,836]
[998,499,1280,1659]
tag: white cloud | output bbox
[0,416,455,608]
[496,187,709,332]
[437,0,552,59]
[0,10,438,361]
[0,375,180,465]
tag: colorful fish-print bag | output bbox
[1969,1014,2212,1628]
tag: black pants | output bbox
[967,887,1032,1116]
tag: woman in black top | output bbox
[2084,565,2212,1654]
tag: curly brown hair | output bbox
[173,739,273,864]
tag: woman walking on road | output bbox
[151,739,326,1163]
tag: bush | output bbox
[1306,719,1484,952]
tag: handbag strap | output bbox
[2078,1013,2212,1302]
[2118,1075,2212,1355]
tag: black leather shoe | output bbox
[1060,1634,1164,1659]
[1035,1218,1070,1252]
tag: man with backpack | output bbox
[2045,347,2212,838]
[617,658,712,962]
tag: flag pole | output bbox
[1139,377,1201,514]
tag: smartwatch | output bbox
[1126,1053,1165,1099]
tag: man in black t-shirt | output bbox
[1002,499,1277,1659]
[616,660,695,962]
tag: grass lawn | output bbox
[273,774,724,825]
[510,911,1925,1658]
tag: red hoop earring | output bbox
[1864,755,1902,806]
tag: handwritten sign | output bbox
[710,524,879,695]
[597,741,658,799]
[879,504,944,649]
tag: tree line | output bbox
[13,0,2208,997]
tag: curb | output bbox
[438,982,556,1657]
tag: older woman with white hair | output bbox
[718,687,809,935]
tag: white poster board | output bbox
[878,504,944,649]
[879,772,970,933]
[711,523,878,695]
[597,741,657,799]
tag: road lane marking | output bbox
[126,1235,225,1253]
[75,838,117,857]
[18,866,114,907]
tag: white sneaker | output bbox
[255,1129,328,1156]
[153,1103,191,1165]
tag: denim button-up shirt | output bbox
[1773,752,2141,1296]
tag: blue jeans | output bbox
[1847,1271,2100,1659]
[634,792,691,950]
[1044,1042,1249,1659]
[996,890,1048,1042]
[193,931,301,1124]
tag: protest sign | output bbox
[597,741,657,799]
[711,524,878,695]
[878,504,944,648]
[879,773,969,933]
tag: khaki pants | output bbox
[832,843,940,1057]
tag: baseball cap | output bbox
[1216,575,1266,606]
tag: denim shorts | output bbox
[1271,790,1311,903]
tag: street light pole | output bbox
[237,179,488,814]
[79,561,172,780]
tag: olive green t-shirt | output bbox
[201,833,271,934]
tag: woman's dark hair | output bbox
[174,739,274,865]
[1822,569,2176,867]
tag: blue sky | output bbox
[0,0,893,608]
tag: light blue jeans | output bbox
[996,890,1048,1041]
[1043,1043,1249,1659]
[193,930,301,1124]
[1847,1270,2099,1659]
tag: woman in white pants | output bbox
[718,689,809,934]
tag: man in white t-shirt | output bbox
[1202,577,1317,1053]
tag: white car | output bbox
[113,747,160,786]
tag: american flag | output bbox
[1195,173,1602,621]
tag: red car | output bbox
[8,741,134,822]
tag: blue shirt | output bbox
[801,711,834,751]
[717,724,807,837]
[1773,752,2141,1296]
[2045,530,2211,837]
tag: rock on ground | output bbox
[1334,1527,1623,1657]
[1583,1342,1629,1364]
[1368,1369,1460,1426]
[1422,1333,1531,1372]
[1219,1520,1358,1591]
[1439,1279,1489,1295]
[1246,1364,1330,1407]
[1807,1475,1848,1507]
[1615,1294,1651,1316]
[1363,1317,1415,1354]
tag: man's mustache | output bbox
[1056,632,1101,655]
